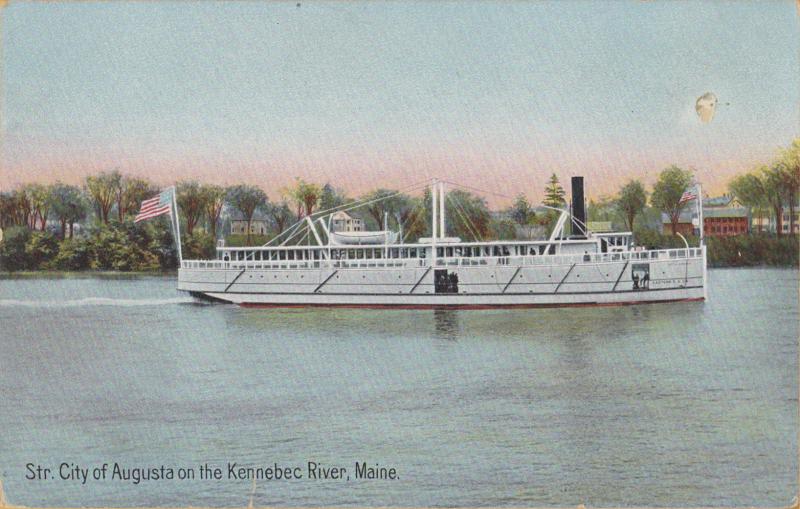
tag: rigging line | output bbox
[439,180,516,201]
[400,199,427,243]
[263,218,303,247]
[456,197,484,242]
[448,193,484,242]
[281,222,309,247]
[265,179,432,246]
[447,195,481,242]
[307,179,433,219]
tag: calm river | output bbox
[0,268,796,507]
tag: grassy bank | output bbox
[705,234,799,268]
[634,230,798,268]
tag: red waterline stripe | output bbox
[238,297,705,310]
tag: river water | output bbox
[0,268,796,507]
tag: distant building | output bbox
[752,208,800,234]
[229,210,270,236]
[661,197,751,237]
[331,211,363,232]
[230,219,268,235]
[703,207,749,237]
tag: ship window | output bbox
[446,247,453,257]
[390,248,399,258]
[437,247,443,257]
[410,248,417,258]
[357,249,364,258]
[400,248,408,258]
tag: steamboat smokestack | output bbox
[571,176,586,237]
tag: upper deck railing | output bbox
[181,246,705,271]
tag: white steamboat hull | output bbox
[178,252,706,308]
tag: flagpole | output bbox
[171,186,183,264]
[697,182,704,247]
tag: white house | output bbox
[229,210,270,236]
[331,211,363,232]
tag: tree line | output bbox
[582,139,800,238]
[0,138,797,271]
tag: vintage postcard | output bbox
[0,1,797,507]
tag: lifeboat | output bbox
[330,230,399,245]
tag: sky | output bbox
[1,1,798,205]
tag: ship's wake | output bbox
[0,297,197,308]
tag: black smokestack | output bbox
[571,176,586,237]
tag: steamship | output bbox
[177,177,707,308]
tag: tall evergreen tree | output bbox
[543,174,566,208]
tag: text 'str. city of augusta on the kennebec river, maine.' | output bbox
[0,1,798,509]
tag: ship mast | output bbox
[439,181,445,239]
[431,179,438,267]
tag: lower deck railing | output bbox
[181,247,705,271]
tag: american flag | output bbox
[134,189,173,223]
[679,189,697,204]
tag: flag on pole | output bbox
[134,189,173,223]
[679,189,697,204]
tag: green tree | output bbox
[0,192,17,228]
[543,174,566,208]
[201,184,226,239]
[50,183,89,239]
[0,190,29,228]
[319,183,349,212]
[24,184,53,231]
[361,189,410,230]
[25,230,59,268]
[729,172,768,233]
[119,177,158,221]
[491,217,518,240]
[50,238,91,270]
[778,138,800,233]
[651,165,694,235]
[226,185,267,245]
[181,231,215,260]
[616,180,648,230]
[0,226,31,271]
[87,222,161,271]
[762,163,791,236]
[396,193,428,242]
[177,181,209,235]
[509,193,535,226]
[267,201,296,235]
[86,171,122,224]
[444,189,491,241]
[284,178,322,217]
